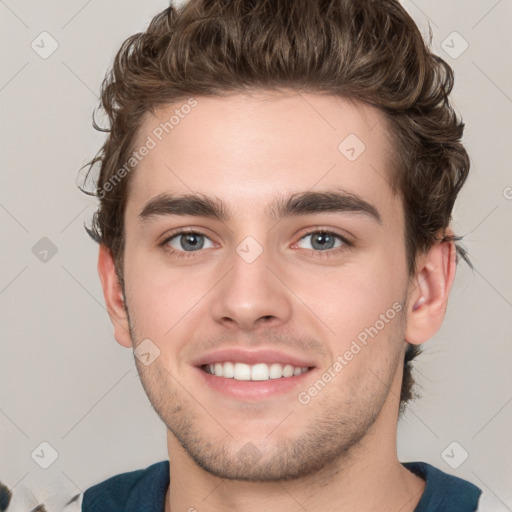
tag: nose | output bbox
[209,243,293,331]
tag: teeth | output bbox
[223,361,234,378]
[235,362,251,380]
[205,362,310,381]
[251,363,269,381]
[269,363,283,379]
[282,365,294,378]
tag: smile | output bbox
[202,362,311,381]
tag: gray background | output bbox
[1,0,511,507]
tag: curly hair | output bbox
[81,0,472,413]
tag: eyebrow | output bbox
[138,189,382,225]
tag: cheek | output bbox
[291,248,406,351]
[124,249,215,339]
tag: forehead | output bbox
[127,91,399,222]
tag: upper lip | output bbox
[191,348,317,368]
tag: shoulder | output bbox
[402,461,482,512]
[82,460,169,512]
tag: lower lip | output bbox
[194,366,315,401]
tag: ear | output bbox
[405,233,457,345]
[97,244,133,348]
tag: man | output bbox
[81,0,483,510]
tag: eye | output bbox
[296,231,348,251]
[164,231,215,252]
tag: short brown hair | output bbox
[81,0,472,413]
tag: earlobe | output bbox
[405,238,457,345]
[97,244,133,348]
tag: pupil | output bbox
[312,232,334,250]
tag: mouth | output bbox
[201,361,312,381]
[201,361,311,382]
[192,350,317,400]
[191,347,318,400]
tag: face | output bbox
[117,91,414,481]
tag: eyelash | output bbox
[159,229,353,260]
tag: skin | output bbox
[98,90,457,512]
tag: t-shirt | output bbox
[82,460,482,511]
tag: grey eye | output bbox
[167,233,214,251]
[297,232,343,251]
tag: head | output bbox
[83,0,470,481]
